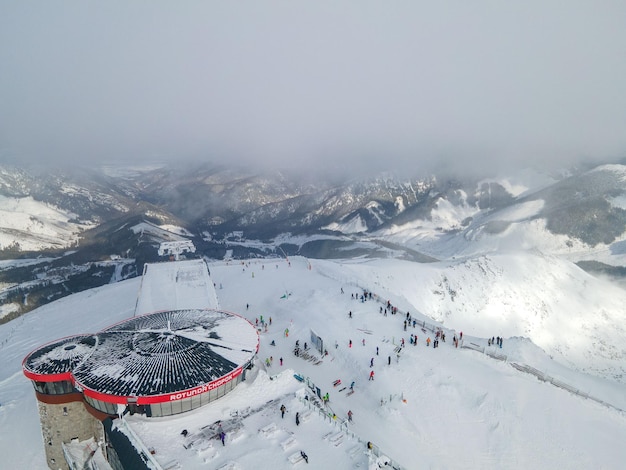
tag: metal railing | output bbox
[509,362,624,413]
[296,374,406,470]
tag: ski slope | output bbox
[1,256,625,469]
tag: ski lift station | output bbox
[22,257,259,469]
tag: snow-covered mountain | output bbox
[336,254,626,382]
[2,161,626,319]
[2,256,625,469]
[2,162,626,252]
[2,160,626,468]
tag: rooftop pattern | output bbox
[23,309,259,403]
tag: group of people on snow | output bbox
[247,282,506,468]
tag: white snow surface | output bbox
[323,215,368,234]
[134,259,219,315]
[479,168,560,198]
[130,221,191,241]
[1,256,626,469]
[0,195,92,251]
[379,196,626,268]
[0,302,19,320]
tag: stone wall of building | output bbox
[37,397,105,470]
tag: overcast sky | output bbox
[1,1,625,174]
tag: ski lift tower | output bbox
[158,240,196,261]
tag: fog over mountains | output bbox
[2,161,626,326]
[1,160,626,469]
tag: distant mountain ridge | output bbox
[3,162,626,253]
[1,161,626,320]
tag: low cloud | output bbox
[1,1,625,176]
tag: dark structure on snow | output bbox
[22,257,259,470]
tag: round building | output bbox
[23,309,259,418]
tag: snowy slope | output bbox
[134,259,219,315]
[379,165,626,268]
[329,254,626,383]
[2,256,625,469]
[0,277,141,469]
[0,195,93,251]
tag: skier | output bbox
[300,451,309,463]
[296,412,300,426]
[349,339,352,348]
[369,370,375,381]
[370,357,374,367]
[220,431,226,446]
[388,355,391,365]
[348,410,353,422]
[280,404,286,418]
[350,381,355,391]
[280,357,283,366]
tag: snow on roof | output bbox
[134,259,219,315]
[62,437,112,470]
[8,255,626,469]
[22,334,97,380]
[24,309,259,403]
